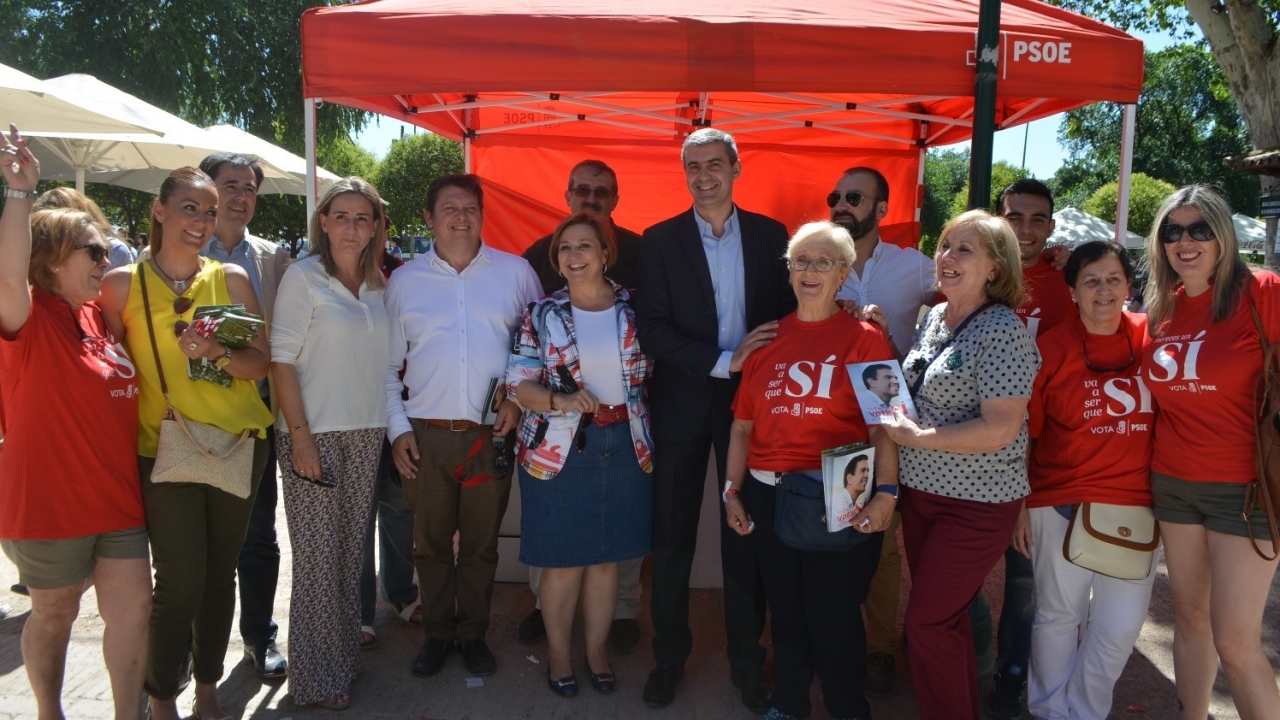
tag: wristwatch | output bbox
[875,484,900,500]
[214,347,233,369]
[3,187,38,200]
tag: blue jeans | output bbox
[238,424,280,648]
[996,544,1035,678]
[360,438,418,625]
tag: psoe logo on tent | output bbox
[1009,37,1073,64]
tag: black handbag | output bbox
[774,473,871,552]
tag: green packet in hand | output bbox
[187,304,264,386]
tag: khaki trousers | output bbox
[864,510,902,655]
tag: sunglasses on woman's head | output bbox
[1159,221,1214,244]
[171,296,194,337]
[73,243,109,263]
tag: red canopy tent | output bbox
[300,0,1143,253]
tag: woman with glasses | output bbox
[507,212,653,698]
[722,221,899,720]
[100,166,273,720]
[0,126,152,720]
[881,210,1039,720]
[270,178,390,711]
[1140,185,1280,720]
[1021,241,1157,720]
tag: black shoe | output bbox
[518,608,546,644]
[459,638,497,676]
[642,664,683,708]
[243,641,287,680]
[10,584,29,596]
[548,668,578,698]
[731,669,773,714]
[865,651,896,698]
[587,665,616,694]
[986,667,1026,720]
[412,638,452,677]
[608,618,641,654]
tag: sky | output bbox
[353,29,1179,181]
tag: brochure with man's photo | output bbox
[821,443,875,532]
[847,360,918,425]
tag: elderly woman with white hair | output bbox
[721,221,899,720]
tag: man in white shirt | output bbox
[829,166,934,698]
[861,363,908,419]
[386,174,541,679]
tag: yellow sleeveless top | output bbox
[123,260,273,457]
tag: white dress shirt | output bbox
[384,243,541,440]
[836,238,937,358]
[270,256,389,433]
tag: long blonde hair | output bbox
[308,177,387,290]
[1142,185,1247,335]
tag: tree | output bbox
[1051,0,1280,264]
[949,161,1031,219]
[373,133,464,236]
[1051,45,1254,216]
[1082,173,1176,236]
[922,148,971,252]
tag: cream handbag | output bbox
[1063,502,1159,580]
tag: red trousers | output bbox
[900,486,1022,720]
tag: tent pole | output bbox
[305,97,318,230]
[1115,103,1136,242]
[967,0,1002,210]
[916,121,928,247]
[75,168,85,194]
[464,108,473,172]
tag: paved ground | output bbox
[1,483,1277,720]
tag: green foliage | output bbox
[1051,45,1255,216]
[322,138,379,181]
[922,148,970,248]
[1082,173,1176,235]
[373,133,464,236]
[1049,1,1280,39]
[950,162,1031,218]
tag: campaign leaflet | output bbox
[822,443,874,532]
[847,360,918,425]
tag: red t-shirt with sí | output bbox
[1028,313,1153,507]
[732,311,894,471]
[1145,271,1280,484]
[0,288,145,539]
[1017,258,1075,342]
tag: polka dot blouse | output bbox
[900,303,1041,503]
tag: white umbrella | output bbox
[1234,213,1269,254]
[1049,207,1146,251]
[22,74,302,194]
[201,124,340,195]
[0,63,161,135]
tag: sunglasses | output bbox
[570,185,614,201]
[786,257,847,273]
[825,191,881,209]
[1159,221,1214,244]
[1083,332,1135,374]
[74,243,110,263]
[492,435,509,474]
[172,296,194,337]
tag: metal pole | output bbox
[968,0,1002,210]
[305,97,317,227]
[1021,124,1029,170]
[75,168,85,194]
[1115,103,1136,241]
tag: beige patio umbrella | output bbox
[0,62,161,135]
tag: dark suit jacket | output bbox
[636,207,795,440]
[522,221,643,296]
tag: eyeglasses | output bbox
[1159,221,1214,244]
[73,243,109,263]
[1083,332,1136,374]
[492,435,509,474]
[570,185,614,201]
[786,257,847,272]
[172,296,194,337]
[825,191,881,209]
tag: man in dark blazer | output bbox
[636,128,795,711]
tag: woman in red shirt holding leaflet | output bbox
[1023,241,1156,720]
[723,221,899,720]
[1142,186,1280,720]
[0,126,151,720]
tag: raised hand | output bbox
[2,124,39,190]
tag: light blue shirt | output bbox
[203,234,264,307]
[693,208,745,379]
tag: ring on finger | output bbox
[188,342,199,351]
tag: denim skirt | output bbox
[519,420,653,568]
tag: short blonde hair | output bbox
[786,221,856,267]
[29,208,96,293]
[936,209,1024,309]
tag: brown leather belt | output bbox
[592,403,628,426]
[425,419,486,432]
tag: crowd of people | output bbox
[1,118,1278,720]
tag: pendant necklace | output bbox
[152,258,199,292]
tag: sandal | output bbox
[393,599,422,625]
[314,693,351,711]
[359,626,378,650]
